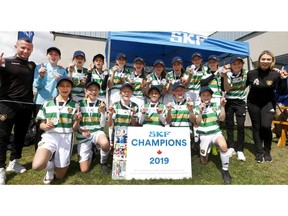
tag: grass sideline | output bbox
[4,127,288,185]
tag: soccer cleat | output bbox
[264,152,272,162]
[100,163,111,176]
[43,169,54,184]
[6,159,26,173]
[237,151,246,161]
[255,153,263,163]
[221,169,232,184]
[0,168,6,185]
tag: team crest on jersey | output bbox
[266,80,273,86]
[0,114,7,121]
[27,63,34,70]
[67,108,73,113]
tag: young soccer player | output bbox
[32,77,81,184]
[191,86,232,184]
[138,86,167,127]
[76,81,110,175]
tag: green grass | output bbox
[5,127,288,185]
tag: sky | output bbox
[1,0,287,215]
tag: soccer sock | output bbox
[109,128,113,145]
[44,160,55,171]
[100,149,109,164]
[220,151,230,171]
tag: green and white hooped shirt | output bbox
[169,99,192,128]
[37,98,79,134]
[109,68,131,91]
[112,100,139,126]
[140,103,166,126]
[202,71,222,98]
[225,69,247,100]
[185,65,207,91]
[193,102,221,135]
[71,67,89,102]
[90,69,108,98]
[76,99,106,142]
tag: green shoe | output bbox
[211,145,218,156]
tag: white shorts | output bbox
[38,132,73,168]
[199,131,223,156]
[77,130,105,163]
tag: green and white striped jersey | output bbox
[76,99,106,141]
[225,69,247,100]
[37,98,79,133]
[112,100,139,126]
[193,102,221,135]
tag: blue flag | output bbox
[17,31,34,42]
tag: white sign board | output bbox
[126,126,192,180]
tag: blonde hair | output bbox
[257,50,276,69]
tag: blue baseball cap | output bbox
[56,77,73,87]
[153,59,165,67]
[172,82,186,91]
[172,56,183,64]
[207,55,219,62]
[191,52,202,59]
[116,53,127,59]
[230,55,244,64]
[120,83,134,91]
[199,86,214,95]
[133,57,145,64]
[73,50,86,59]
[47,47,61,57]
[85,81,100,89]
[148,85,161,95]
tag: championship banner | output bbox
[125,126,192,180]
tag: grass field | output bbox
[4,127,288,185]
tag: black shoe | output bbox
[221,169,232,184]
[255,153,263,163]
[100,163,111,176]
[264,152,272,162]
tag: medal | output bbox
[53,118,58,125]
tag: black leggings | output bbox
[247,101,275,155]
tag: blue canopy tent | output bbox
[105,31,250,69]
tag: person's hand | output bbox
[74,107,82,122]
[220,92,227,107]
[187,99,194,111]
[81,129,90,138]
[141,107,148,114]
[108,106,114,115]
[44,120,55,131]
[165,103,173,112]
[99,101,106,114]
[279,66,288,79]
[88,63,94,73]
[156,106,163,115]
[0,52,4,66]
[68,62,75,73]
[38,63,47,78]
[221,64,230,77]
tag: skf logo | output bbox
[170,32,207,45]
[0,114,7,121]
[266,80,273,86]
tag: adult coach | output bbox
[0,37,36,185]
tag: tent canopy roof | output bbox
[105,31,250,69]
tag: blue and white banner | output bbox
[126,126,192,180]
[17,31,34,41]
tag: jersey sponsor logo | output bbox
[0,114,7,121]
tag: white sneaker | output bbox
[43,169,54,184]
[0,168,6,185]
[6,159,26,173]
[237,151,246,161]
[227,148,236,157]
